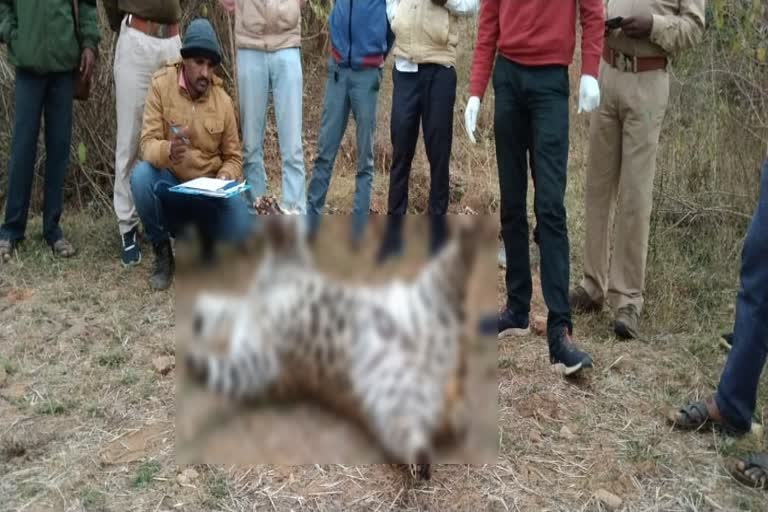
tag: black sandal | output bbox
[668,398,748,436]
[668,400,713,431]
[728,453,768,489]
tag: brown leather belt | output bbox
[127,14,179,39]
[602,47,667,73]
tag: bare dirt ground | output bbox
[2,37,768,512]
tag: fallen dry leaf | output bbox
[531,315,547,336]
[528,429,543,444]
[153,356,175,376]
[559,425,576,440]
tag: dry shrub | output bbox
[637,1,768,332]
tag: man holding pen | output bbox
[130,19,251,291]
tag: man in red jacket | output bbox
[465,0,604,376]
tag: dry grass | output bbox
[2,3,768,511]
[2,209,768,511]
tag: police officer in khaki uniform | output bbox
[569,0,706,339]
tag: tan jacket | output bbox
[139,60,243,183]
[605,0,706,58]
[234,0,302,52]
[391,0,460,67]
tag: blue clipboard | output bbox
[169,181,251,199]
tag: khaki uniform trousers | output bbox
[114,16,182,236]
[580,58,670,314]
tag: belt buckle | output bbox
[617,52,637,73]
[156,23,168,38]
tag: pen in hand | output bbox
[169,124,190,163]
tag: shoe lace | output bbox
[619,304,638,320]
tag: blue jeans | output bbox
[237,48,306,213]
[715,159,768,433]
[129,161,253,246]
[306,58,382,242]
[0,69,74,245]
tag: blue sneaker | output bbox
[549,328,593,376]
[498,307,530,338]
[121,227,141,267]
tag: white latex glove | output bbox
[578,75,600,113]
[464,96,480,144]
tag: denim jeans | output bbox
[715,159,768,433]
[306,58,382,243]
[0,68,74,245]
[237,48,306,213]
[494,56,572,338]
[129,161,253,246]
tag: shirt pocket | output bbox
[200,118,224,154]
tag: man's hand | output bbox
[621,15,653,39]
[464,96,480,144]
[80,47,96,81]
[431,0,448,6]
[169,126,190,164]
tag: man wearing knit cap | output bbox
[464,0,604,377]
[130,18,250,291]
[103,0,183,268]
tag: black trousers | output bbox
[388,64,456,215]
[494,55,572,337]
[384,64,456,254]
[385,64,456,254]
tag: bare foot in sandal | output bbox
[667,395,723,430]
[51,238,77,258]
[668,396,751,436]
[728,453,768,489]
